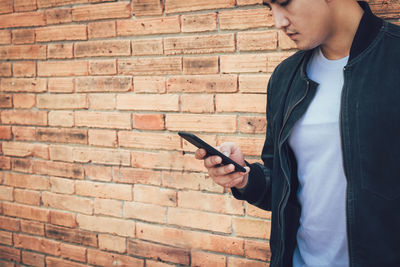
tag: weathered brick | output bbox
[118,57,182,75]
[0,215,19,231]
[0,29,11,44]
[85,165,112,182]
[89,60,117,75]
[132,0,163,16]
[0,156,11,170]
[219,8,273,30]
[94,198,122,217]
[117,16,180,36]
[132,38,163,56]
[118,131,180,150]
[116,94,179,111]
[237,0,262,5]
[166,114,237,133]
[99,234,126,253]
[181,13,217,33]
[88,129,117,147]
[73,146,131,166]
[124,202,166,223]
[46,257,87,267]
[191,250,226,267]
[165,0,235,13]
[133,76,166,93]
[36,127,88,144]
[88,21,116,39]
[167,74,237,93]
[60,243,87,263]
[0,44,46,60]
[113,167,162,185]
[238,116,267,134]
[33,160,84,179]
[0,125,11,139]
[128,239,190,265]
[0,11,46,29]
[267,51,294,72]
[74,40,131,58]
[3,202,49,222]
[0,78,46,93]
[0,244,20,262]
[3,172,49,190]
[0,0,12,14]
[75,180,132,200]
[49,176,75,194]
[87,249,144,266]
[38,61,88,77]
[42,191,93,214]
[181,94,214,113]
[12,61,36,77]
[245,240,271,261]
[239,74,270,93]
[233,217,271,239]
[370,1,400,19]
[20,219,44,235]
[134,184,176,206]
[46,224,98,247]
[0,62,11,77]
[183,56,219,74]
[216,94,266,113]
[50,210,77,228]
[76,76,132,92]
[1,110,47,126]
[0,94,12,107]
[133,114,165,130]
[164,34,235,55]
[75,111,131,129]
[238,30,278,51]
[48,78,74,93]
[37,94,87,110]
[162,170,223,193]
[221,54,268,73]
[14,233,60,256]
[88,93,116,110]
[11,158,33,173]
[0,185,13,201]
[45,8,72,25]
[12,29,35,44]
[72,1,131,21]
[278,30,297,50]
[22,251,45,267]
[48,111,74,127]
[245,202,271,219]
[38,0,86,8]
[36,25,87,42]
[77,214,135,237]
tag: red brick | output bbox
[239,74,270,93]
[89,60,116,75]
[88,129,117,147]
[12,29,35,44]
[0,215,19,231]
[88,21,116,39]
[0,156,11,170]
[0,62,11,76]
[45,224,97,247]
[3,202,49,222]
[75,111,131,129]
[94,198,122,217]
[1,78,46,93]
[75,180,132,200]
[370,1,400,19]
[132,0,163,16]
[42,191,92,214]
[12,61,36,77]
[164,34,235,55]
[124,202,166,223]
[118,57,182,75]
[1,110,47,126]
[168,207,232,233]
[0,11,46,29]
[228,257,268,267]
[48,78,74,93]
[0,0,12,14]
[133,114,165,130]
[219,8,273,30]
[166,114,237,133]
[48,111,74,127]
[36,127,87,144]
[0,185,13,201]
[46,257,87,267]
[37,94,87,110]
[233,217,271,239]
[15,189,41,206]
[118,131,180,150]
[21,219,44,235]
[76,76,131,92]
[0,94,12,108]
[12,126,35,141]
[117,16,180,36]
[245,202,271,219]
[181,94,214,113]
[45,8,72,25]
[216,93,266,113]
[47,43,73,59]
[33,160,84,179]
[3,172,49,190]
[72,2,131,21]
[37,0,86,8]
[183,56,219,74]
[279,30,297,50]
[178,190,243,215]
[245,240,271,261]
[181,13,217,33]
[136,222,243,255]
[165,0,234,13]
[36,25,87,42]
[191,250,226,267]
[167,74,237,93]
[162,170,223,193]
[221,54,268,73]
[75,40,131,58]
[238,30,278,51]
[11,93,34,109]
[113,167,162,185]
[60,243,87,263]
[14,0,36,11]
[237,0,262,5]
[87,249,144,266]
[77,214,135,237]
[0,44,46,60]
[0,125,11,139]
[11,158,33,173]
[49,145,73,163]
[133,76,166,93]
[22,251,45,267]
[73,146,131,166]
[50,210,77,228]
[0,30,11,44]
[145,260,175,267]
[116,93,179,111]
[85,165,112,182]
[98,234,126,253]
[128,239,189,265]
[88,93,116,110]
[49,175,75,194]
[132,38,163,56]
[134,184,176,206]
[38,61,88,77]
[238,116,267,134]
[0,244,20,262]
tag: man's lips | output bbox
[286,32,298,40]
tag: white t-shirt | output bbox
[289,48,349,267]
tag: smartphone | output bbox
[178,131,246,173]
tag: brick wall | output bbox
[0,0,398,266]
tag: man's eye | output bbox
[279,0,291,7]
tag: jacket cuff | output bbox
[231,162,267,203]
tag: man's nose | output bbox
[273,9,290,29]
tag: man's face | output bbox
[263,0,333,50]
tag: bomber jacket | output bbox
[232,2,400,266]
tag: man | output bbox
[194,0,400,266]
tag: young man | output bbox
[195,0,400,266]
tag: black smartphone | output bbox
[178,131,246,173]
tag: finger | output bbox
[194,148,207,160]
[208,163,235,177]
[204,155,221,169]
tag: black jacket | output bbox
[232,2,400,266]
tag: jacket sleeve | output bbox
[231,74,275,211]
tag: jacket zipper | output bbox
[275,80,310,264]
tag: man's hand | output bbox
[194,142,250,189]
